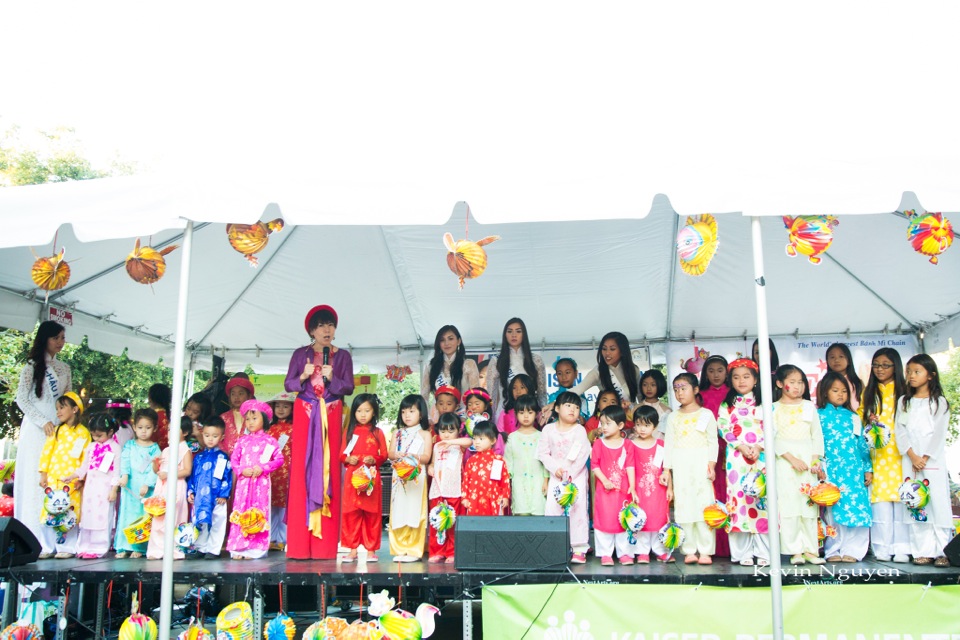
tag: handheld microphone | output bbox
[323,346,330,366]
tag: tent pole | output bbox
[751,216,784,640]
[159,220,194,640]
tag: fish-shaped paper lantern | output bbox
[905,209,953,264]
[226,219,285,267]
[385,364,413,382]
[657,522,685,552]
[553,479,579,516]
[30,248,71,293]
[783,215,838,265]
[898,477,930,522]
[302,619,348,640]
[263,614,295,640]
[676,214,719,276]
[229,508,267,536]
[864,418,892,450]
[680,346,709,375]
[351,465,376,496]
[123,515,152,545]
[619,502,647,544]
[741,470,766,499]
[443,232,500,289]
[391,455,421,485]
[142,496,166,517]
[800,481,841,507]
[125,239,179,285]
[0,623,42,640]
[429,501,456,545]
[119,613,158,640]
[368,591,439,640]
[703,501,731,530]
[817,519,838,547]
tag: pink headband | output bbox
[240,399,273,423]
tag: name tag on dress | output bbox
[343,435,359,456]
[70,438,86,459]
[277,434,289,450]
[490,459,504,481]
[617,448,627,469]
[653,445,664,468]
[696,412,709,433]
[852,415,862,437]
[98,451,115,473]
[214,456,227,480]
[259,445,276,464]
[567,441,581,461]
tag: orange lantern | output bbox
[125,239,178,285]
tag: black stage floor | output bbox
[6,552,959,589]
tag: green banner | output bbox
[482,583,960,638]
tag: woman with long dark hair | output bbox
[484,318,548,421]
[420,325,479,411]
[568,332,641,407]
[14,321,72,544]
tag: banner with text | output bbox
[482,583,960,638]
[664,334,917,407]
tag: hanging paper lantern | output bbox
[800,481,842,507]
[676,214,719,276]
[618,502,647,544]
[443,232,500,290]
[174,522,199,552]
[864,419,892,450]
[429,502,457,546]
[680,346,709,375]
[263,614,296,640]
[552,479,579,517]
[177,620,213,640]
[0,459,15,483]
[657,522,685,552]
[817,519,838,548]
[905,209,953,264]
[782,215,839,265]
[302,619,349,640]
[385,364,413,382]
[351,465,376,495]
[741,470,766,499]
[30,248,71,292]
[703,501,731,530]
[229,508,267,536]
[217,602,254,640]
[391,456,421,485]
[898,477,931,522]
[226,219,285,267]
[125,238,179,285]
[368,591,440,640]
[142,496,166,517]
[0,623,42,640]
[119,613,158,640]
[123,515,152,545]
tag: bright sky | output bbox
[4,2,960,220]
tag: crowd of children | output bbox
[32,342,955,569]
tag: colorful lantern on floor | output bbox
[125,239,179,284]
[226,219,285,267]
[263,614,296,640]
[119,613,158,640]
[443,232,500,290]
[0,623,42,640]
[801,481,842,507]
[676,214,719,276]
[229,508,267,536]
[657,522,685,552]
[619,502,647,544]
[429,501,456,546]
[783,215,839,265]
[905,209,953,264]
[217,602,254,640]
[703,501,730,530]
[553,479,578,517]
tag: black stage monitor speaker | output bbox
[944,532,960,567]
[454,516,569,571]
[0,517,41,566]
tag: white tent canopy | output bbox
[0,176,957,371]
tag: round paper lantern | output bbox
[905,209,953,264]
[119,613,158,640]
[217,602,254,640]
[741,470,766,499]
[392,456,421,484]
[552,480,578,516]
[703,501,730,530]
[443,233,500,290]
[351,466,375,495]
[0,623,42,640]
[783,215,838,265]
[31,249,70,292]
[676,214,719,276]
[657,522,685,552]
[142,496,166,517]
[263,614,295,640]
[864,420,891,450]
[226,219,285,267]
[429,502,456,545]
[229,508,267,536]
[618,502,647,544]
[125,239,178,285]
[801,481,841,507]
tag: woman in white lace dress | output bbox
[485,318,548,422]
[14,321,72,544]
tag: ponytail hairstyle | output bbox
[816,371,852,411]
[672,372,703,407]
[596,332,639,403]
[825,343,864,401]
[903,354,948,414]
[148,383,172,414]
[86,411,119,436]
[861,348,905,419]
[29,321,65,399]
[428,325,466,393]
[495,318,539,400]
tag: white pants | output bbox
[230,547,267,559]
[679,521,715,556]
[38,525,78,555]
[195,503,228,555]
[823,522,870,560]
[270,507,287,544]
[870,502,910,558]
[594,530,631,558]
[728,531,770,562]
[780,516,818,555]
[629,531,668,557]
[77,524,113,558]
[909,522,953,559]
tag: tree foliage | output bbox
[940,347,960,443]
[0,126,112,186]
